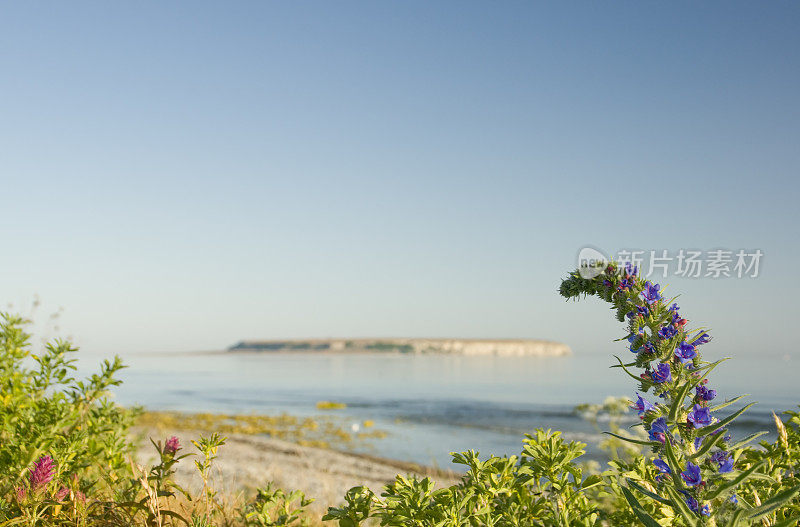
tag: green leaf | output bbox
[772,513,800,527]
[626,478,671,506]
[695,403,755,437]
[710,394,749,412]
[689,431,724,460]
[705,460,766,500]
[729,509,745,527]
[620,486,662,527]
[604,432,660,447]
[662,486,698,527]
[611,356,651,386]
[691,358,730,383]
[669,381,693,422]
[746,484,800,521]
[727,431,768,450]
[663,437,683,489]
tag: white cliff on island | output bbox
[227,338,571,357]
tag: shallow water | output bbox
[78,351,797,467]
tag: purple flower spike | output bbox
[164,436,181,456]
[653,458,671,474]
[648,417,669,443]
[631,393,656,417]
[687,404,713,429]
[711,451,734,473]
[29,455,55,492]
[681,462,703,487]
[651,363,672,383]
[658,325,678,340]
[695,385,717,401]
[641,281,663,305]
[691,332,711,346]
[675,341,697,365]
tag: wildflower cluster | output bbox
[560,263,800,524]
[0,314,315,526]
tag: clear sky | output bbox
[1,1,798,356]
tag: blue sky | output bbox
[1,2,798,355]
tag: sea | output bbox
[77,350,797,468]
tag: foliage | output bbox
[4,263,800,525]
[0,314,316,526]
[323,265,800,526]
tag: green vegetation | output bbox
[364,342,414,354]
[2,266,800,525]
[138,410,386,448]
[314,401,347,412]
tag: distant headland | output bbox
[227,338,571,357]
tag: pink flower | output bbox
[164,436,181,456]
[55,486,70,501]
[15,486,27,502]
[29,455,55,492]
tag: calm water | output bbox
[78,351,798,467]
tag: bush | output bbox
[0,314,314,526]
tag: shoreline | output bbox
[134,427,459,513]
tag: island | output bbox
[227,338,571,357]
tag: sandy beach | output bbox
[135,428,459,514]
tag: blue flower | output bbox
[675,341,697,365]
[631,393,655,417]
[685,495,700,512]
[648,417,669,443]
[711,451,734,473]
[691,332,711,346]
[687,404,713,428]
[653,458,671,473]
[681,462,703,487]
[624,261,638,277]
[627,304,649,319]
[658,325,678,340]
[618,276,635,291]
[695,385,717,401]
[641,281,663,305]
[668,303,680,313]
[651,363,672,383]
[730,494,738,505]
[700,504,710,516]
